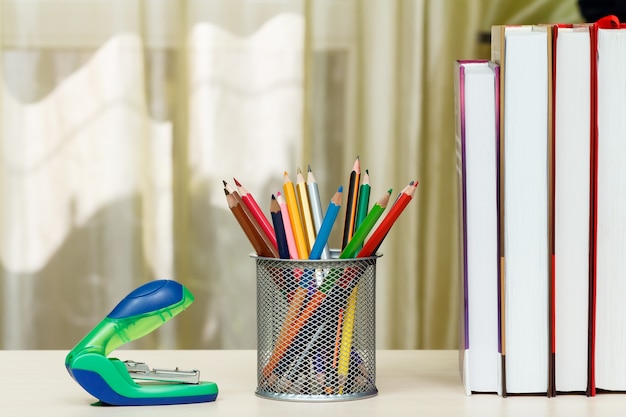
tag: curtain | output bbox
[0,0,582,351]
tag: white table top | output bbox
[1,349,622,416]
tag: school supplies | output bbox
[309,186,343,260]
[234,178,278,250]
[340,189,391,259]
[356,169,371,230]
[342,157,361,249]
[296,167,317,252]
[224,188,278,258]
[358,181,418,257]
[276,192,298,259]
[307,165,331,259]
[65,280,218,406]
[270,194,290,259]
[283,171,309,259]
[224,159,418,399]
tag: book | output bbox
[491,24,551,396]
[592,15,626,394]
[552,24,593,395]
[454,60,501,396]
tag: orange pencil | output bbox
[341,157,361,249]
[333,308,344,368]
[224,189,278,258]
[262,283,327,377]
[357,180,418,257]
[283,171,308,259]
[234,178,278,250]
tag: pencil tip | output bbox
[222,180,227,186]
[224,188,229,196]
[233,177,241,187]
[387,188,392,194]
[271,194,276,200]
[297,167,302,174]
[308,164,312,172]
[338,185,343,192]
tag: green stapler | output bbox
[65,279,218,406]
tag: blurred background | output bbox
[0,0,587,350]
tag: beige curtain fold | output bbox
[0,0,583,351]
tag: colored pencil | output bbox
[234,178,278,250]
[333,308,344,368]
[296,168,316,254]
[262,273,330,377]
[357,181,418,258]
[340,189,391,259]
[337,285,358,393]
[262,267,316,378]
[276,192,298,259]
[355,169,371,230]
[341,157,361,249]
[282,263,359,383]
[224,189,278,258]
[270,194,290,259]
[371,180,415,254]
[309,186,342,260]
[278,180,417,382]
[335,187,391,391]
[283,171,309,259]
[307,166,330,259]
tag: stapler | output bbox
[65,279,218,406]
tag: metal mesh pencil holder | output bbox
[255,254,378,401]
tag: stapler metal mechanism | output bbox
[65,279,218,406]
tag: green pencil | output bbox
[339,189,391,259]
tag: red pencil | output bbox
[357,180,418,257]
[233,178,278,250]
[224,189,278,258]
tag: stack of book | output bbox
[455,15,626,397]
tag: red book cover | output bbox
[589,14,626,396]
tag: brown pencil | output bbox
[225,188,278,258]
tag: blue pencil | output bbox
[309,186,343,260]
[270,194,290,259]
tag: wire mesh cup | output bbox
[255,254,378,401]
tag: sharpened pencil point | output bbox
[233,177,242,187]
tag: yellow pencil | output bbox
[296,167,316,255]
[283,171,308,259]
[337,286,358,393]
